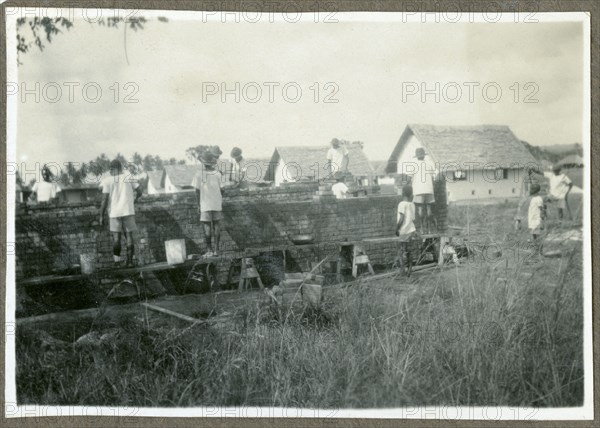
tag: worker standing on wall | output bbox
[192,149,224,257]
[30,165,62,204]
[99,160,143,268]
[229,147,247,187]
[410,147,438,234]
[326,138,349,178]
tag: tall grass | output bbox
[17,245,583,407]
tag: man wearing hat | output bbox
[192,149,224,257]
[548,165,573,221]
[410,147,438,234]
[99,159,143,267]
[229,147,247,186]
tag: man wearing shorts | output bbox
[548,165,573,221]
[411,147,438,234]
[99,160,142,267]
[192,150,224,257]
[326,138,349,177]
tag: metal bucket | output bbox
[80,253,96,274]
[165,239,186,265]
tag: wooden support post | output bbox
[336,253,343,283]
[438,236,449,266]
[238,258,246,291]
[352,245,374,278]
[238,257,264,291]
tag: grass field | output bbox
[16,202,585,408]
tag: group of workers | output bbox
[394,158,575,268]
[518,164,574,245]
[30,146,247,266]
[28,140,575,269]
[98,145,249,265]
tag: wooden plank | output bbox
[22,238,428,288]
[18,262,459,327]
[18,306,102,325]
[18,260,200,287]
[361,237,401,243]
[140,302,201,323]
[19,274,88,287]
[411,262,437,272]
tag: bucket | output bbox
[165,239,186,265]
[80,254,96,274]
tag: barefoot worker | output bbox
[548,165,573,221]
[528,183,546,255]
[192,149,224,257]
[395,184,419,272]
[99,159,143,267]
[410,147,438,234]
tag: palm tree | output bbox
[132,152,143,167]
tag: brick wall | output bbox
[15,183,410,283]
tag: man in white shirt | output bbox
[528,183,546,258]
[410,147,438,234]
[31,166,62,203]
[395,185,418,274]
[99,160,142,267]
[331,172,349,199]
[326,138,349,177]
[192,150,224,257]
[548,165,573,221]
[229,147,247,187]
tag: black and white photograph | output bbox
[4,4,593,421]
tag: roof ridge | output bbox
[409,123,510,129]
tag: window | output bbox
[453,170,467,181]
[495,168,509,180]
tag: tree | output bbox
[115,153,128,168]
[88,153,111,176]
[142,155,155,171]
[153,156,164,170]
[132,152,143,166]
[15,15,168,65]
[186,145,221,163]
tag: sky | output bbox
[12,12,585,168]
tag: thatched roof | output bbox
[370,160,388,176]
[556,154,584,168]
[266,143,373,180]
[146,170,164,190]
[163,165,199,188]
[386,124,538,172]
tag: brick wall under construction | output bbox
[14,180,448,283]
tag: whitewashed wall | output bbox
[147,181,164,195]
[395,134,526,202]
[446,168,524,201]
